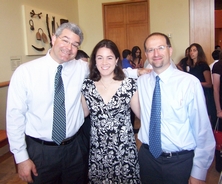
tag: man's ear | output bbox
[51,34,57,46]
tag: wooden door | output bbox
[103,0,149,63]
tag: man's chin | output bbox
[60,56,75,62]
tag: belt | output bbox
[27,130,80,146]
[143,144,193,158]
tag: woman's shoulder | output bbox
[83,78,94,85]
[123,78,137,88]
[196,61,210,71]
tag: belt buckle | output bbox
[167,152,172,158]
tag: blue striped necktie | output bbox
[52,65,66,145]
[149,76,162,158]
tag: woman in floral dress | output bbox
[81,39,141,183]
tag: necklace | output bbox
[100,79,114,90]
[100,80,108,90]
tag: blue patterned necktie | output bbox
[149,76,162,158]
[52,65,66,145]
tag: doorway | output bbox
[102,0,149,65]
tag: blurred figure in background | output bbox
[122,49,133,68]
[76,49,90,62]
[131,46,144,69]
[187,43,217,128]
[177,46,190,71]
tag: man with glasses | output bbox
[137,32,215,184]
[6,22,149,184]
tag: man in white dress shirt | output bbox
[137,32,215,184]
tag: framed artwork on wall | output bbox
[22,5,68,56]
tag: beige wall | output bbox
[0,0,189,83]
[78,0,189,63]
[0,0,78,82]
[149,0,189,62]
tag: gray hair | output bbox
[55,22,84,45]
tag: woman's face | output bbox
[95,47,118,77]
[135,49,141,57]
[189,46,198,62]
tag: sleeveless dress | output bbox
[81,78,141,184]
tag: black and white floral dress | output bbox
[81,77,140,184]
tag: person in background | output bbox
[75,49,91,151]
[177,46,190,71]
[212,50,222,130]
[209,49,220,83]
[6,22,145,184]
[76,49,90,62]
[131,46,144,69]
[137,32,215,184]
[81,39,141,183]
[187,43,217,127]
[212,50,222,173]
[122,49,133,68]
[215,45,221,51]
[210,49,220,71]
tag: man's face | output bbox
[50,29,80,64]
[145,35,172,74]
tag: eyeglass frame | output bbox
[57,36,80,49]
[145,45,170,54]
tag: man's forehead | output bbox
[146,35,166,46]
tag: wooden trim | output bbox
[102,0,147,6]
[0,81,9,88]
[189,0,214,64]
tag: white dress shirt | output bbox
[137,64,215,180]
[6,50,138,164]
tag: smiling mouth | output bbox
[61,49,71,56]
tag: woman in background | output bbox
[187,43,217,128]
[177,46,190,71]
[131,46,143,69]
[81,39,141,183]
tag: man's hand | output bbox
[17,159,38,183]
[188,176,206,184]
[137,68,152,76]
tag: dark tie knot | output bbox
[57,65,63,73]
[156,76,160,82]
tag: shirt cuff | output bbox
[191,165,208,181]
[14,150,29,164]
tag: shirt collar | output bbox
[153,63,176,84]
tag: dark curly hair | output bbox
[188,43,207,67]
[89,39,125,81]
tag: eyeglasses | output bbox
[58,36,79,49]
[146,45,170,54]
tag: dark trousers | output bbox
[26,130,89,184]
[139,144,194,184]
